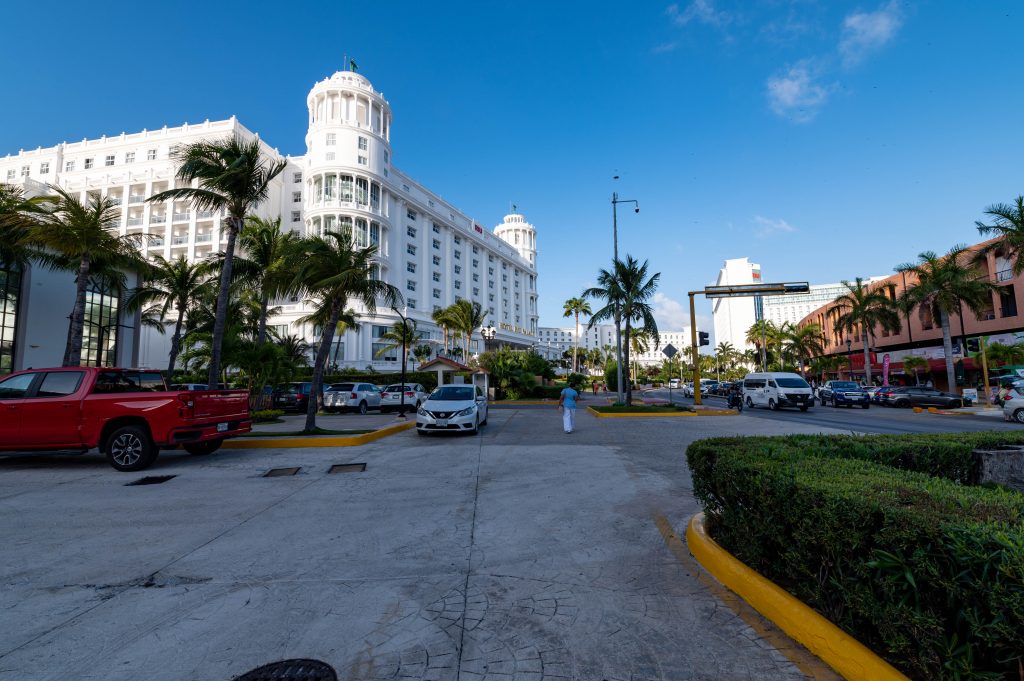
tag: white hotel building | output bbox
[0,69,540,372]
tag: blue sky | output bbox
[3,0,1022,337]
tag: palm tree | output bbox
[32,186,144,366]
[0,184,49,270]
[234,215,301,345]
[149,137,286,387]
[125,255,214,376]
[562,297,592,373]
[745,319,777,371]
[374,319,419,369]
[447,299,487,359]
[782,323,825,377]
[974,196,1024,274]
[898,246,999,392]
[432,305,456,355]
[292,230,400,432]
[984,341,1024,367]
[413,343,433,365]
[901,355,929,385]
[810,354,845,384]
[278,334,312,368]
[584,255,660,405]
[630,329,653,382]
[832,278,902,386]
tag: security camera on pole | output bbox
[611,176,639,404]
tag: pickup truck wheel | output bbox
[358,401,368,415]
[184,438,223,456]
[106,426,157,472]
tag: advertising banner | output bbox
[882,353,890,386]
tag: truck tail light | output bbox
[350,392,357,399]
[178,394,195,419]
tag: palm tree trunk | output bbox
[208,217,240,386]
[573,312,579,373]
[861,330,872,385]
[257,293,269,345]
[63,255,91,366]
[305,298,342,433]
[167,310,185,377]
[623,321,633,406]
[940,310,956,391]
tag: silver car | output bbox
[380,383,428,413]
[322,382,382,414]
[1002,386,1024,423]
[417,384,488,435]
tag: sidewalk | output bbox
[959,405,1005,418]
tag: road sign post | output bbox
[662,342,678,404]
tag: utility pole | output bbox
[611,184,639,404]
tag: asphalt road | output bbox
[644,388,1022,434]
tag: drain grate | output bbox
[126,475,176,486]
[231,658,337,681]
[264,467,301,478]
[328,463,366,474]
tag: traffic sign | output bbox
[662,343,678,358]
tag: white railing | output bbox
[197,210,215,219]
[151,215,166,224]
[171,235,189,245]
[126,218,143,226]
[148,238,164,247]
[195,233,212,243]
[108,198,122,206]
[128,195,145,204]
[172,212,191,222]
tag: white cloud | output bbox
[666,0,731,28]
[753,215,798,237]
[839,1,903,67]
[765,61,832,122]
[653,292,689,330]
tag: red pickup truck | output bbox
[0,367,251,471]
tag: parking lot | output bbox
[1,406,847,681]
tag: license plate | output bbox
[217,422,228,433]
[436,419,448,427]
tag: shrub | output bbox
[251,409,285,422]
[566,372,588,391]
[530,385,563,399]
[604,362,618,392]
[686,434,1024,679]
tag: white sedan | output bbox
[417,384,488,435]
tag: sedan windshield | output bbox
[429,387,475,401]
[775,378,810,388]
[831,382,859,390]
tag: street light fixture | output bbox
[611,178,639,404]
[392,306,412,419]
[481,325,497,352]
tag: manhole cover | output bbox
[264,467,301,477]
[231,659,337,681]
[328,463,366,474]
[126,475,176,486]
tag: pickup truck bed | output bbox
[0,367,251,471]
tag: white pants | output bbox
[562,407,576,433]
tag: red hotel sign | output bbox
[474,223,484,234]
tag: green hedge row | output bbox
[686,434,1024,680]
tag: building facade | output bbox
[711,257,761,351]
[762,279,886,327]
[0,69,540,373]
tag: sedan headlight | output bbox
[456,406,476,417]
[417,407,427,416]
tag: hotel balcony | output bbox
[151,215,166,224]
[195,233,212,243]
[148,238,164,247]
[171,235,189,245]
[126,217,144,227]
[128,195,145,204]
[172,212,191,222]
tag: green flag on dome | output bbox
[349,59,359,73]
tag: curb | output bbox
[686,513,909,681]
[223,420,416,449]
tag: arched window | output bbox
[355,178,368,205]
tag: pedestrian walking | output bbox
[591,381,598,395]
[558,384,579,434]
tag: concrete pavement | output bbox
[0,408,859,680]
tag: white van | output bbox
[742,372,814,411]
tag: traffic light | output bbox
[698,331,710,346]
[965,338,980,353]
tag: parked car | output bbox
[322,382,382,414]
[1002,386,1024,423]
[272,382,314,412]
[0,367,251,471]
[872,385,898,404]
[742,372,813,411]
[884,386,964,409]
[818,380,870,408]
[417,383,488,435]
[380,383,428,413]
[669,378,681,389]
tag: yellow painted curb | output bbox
[687,513,909,681]
[223,420,416,449]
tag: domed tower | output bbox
[494,211,537,270]
[302,69,392,258]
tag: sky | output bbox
[2,0,1022,340]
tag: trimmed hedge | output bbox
[686,434,1024,680]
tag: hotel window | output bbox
[407,226,417,238]
[370,222,379,246]
[293,191,301,203]
[455,281,462,290]
[358,156,367,165]
[454,265,462,275]
[429,200,435,207]
[502,274,508,282]
[0,266,22,373]
[369,265,380,280]
[370,183,380,210]
[105,155,115,167]
[489,294,494,302]
[432,239,440,250]
[407,262,416,273]
[340,175,353,201]
[383,151,389,164]
[454,236,461,245]
[407,209,417,221]
[84,158,93,169]
[326,133,336,146]
[503,287,508,295]
[291,211,300,223]
[432,255,441,266]
[293,172,302,182]
[20,166,29,177]
[488,267,494,276]
[65,161,75,172]
[502,262,507,270]
[40,162,50,174]
[472,259,479,268]
[125,152,135,164]
[358,137,367,150]
[433,272,441,282]
[433,288,441,299]
[325,152,335,161]
[454,251,461,260]
[147,149,157,161]
[432,223,441,234]
[488,255,494,262]
[407,244,416,255]
[473,287,479,296]
[407,280,416,292]
[408,298,416,309]
[81,278,120,367]
[489,307,495,315]
[489,281,494,289]
[355,177,368,205]
[472,246,479,254]
[472,273,479,282]
[5,170,13,180]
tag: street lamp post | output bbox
[611,180,639,404]
[846,339,853,381]
[393,306,411,419]
[481,325,496,353]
